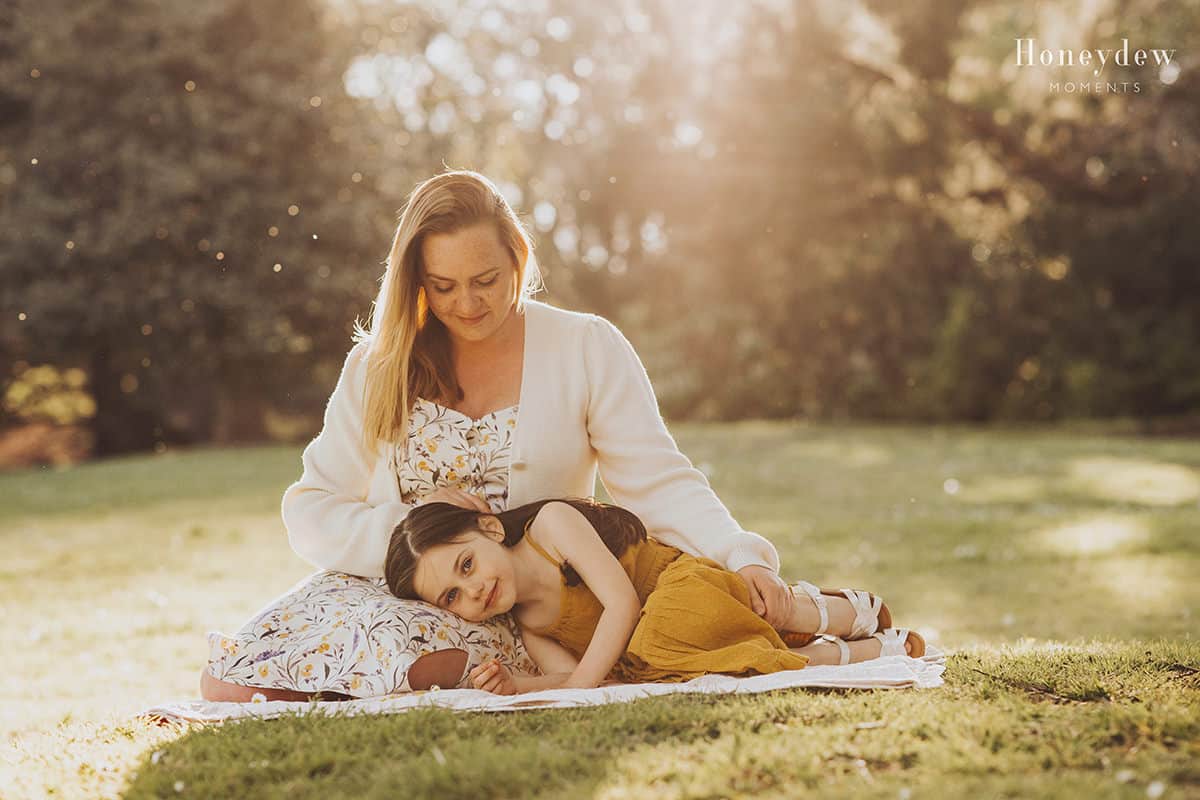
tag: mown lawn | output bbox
[2,422,1198,798]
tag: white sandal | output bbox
[813,633,852,665]
[792,581,891,640]
[791,582,832,635]
[871,627,926,659]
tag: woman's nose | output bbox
[457,290,484,310]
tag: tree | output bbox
[0,0,392,452]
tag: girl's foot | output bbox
[791,628,925,665]
[786,582,891,640]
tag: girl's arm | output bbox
[472,633,623,693]
[530,502,642,690]
[508,630,580,692]
[467,632,578,693]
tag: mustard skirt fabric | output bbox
[612,554,810,683]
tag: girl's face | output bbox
[411,516,517,622]
[420,222,519,345]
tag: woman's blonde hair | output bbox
[353,170,540,452]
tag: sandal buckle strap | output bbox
[792,581,829,635]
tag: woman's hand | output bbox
[418,486,491,513]
[737,565,793,630]
[468,658,517,694]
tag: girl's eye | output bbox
[462,557,472,572]
[446,588,457,603]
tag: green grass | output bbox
[2,423,1198,798]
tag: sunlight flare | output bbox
[1067,457,1200,506]
[1034,514,1149,556]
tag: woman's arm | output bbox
[282,342,413,577]
[531,502,641,689]
[581,317,780,574]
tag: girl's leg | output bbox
[790,635,916,666]
[780,589,862,637]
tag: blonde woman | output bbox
[201,171,876,701]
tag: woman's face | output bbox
[420,222,519,344]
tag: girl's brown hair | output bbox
[385,498,647,601]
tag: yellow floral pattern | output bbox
[204,398,533,697]
[206,570,534,696]
[397,398,519,513]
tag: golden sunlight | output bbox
[1034,513,1149,556]
[1067,456,1200,505]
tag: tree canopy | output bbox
[3,0,1197,454]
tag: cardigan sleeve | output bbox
[280,342,412,578]
[582,316,781,573]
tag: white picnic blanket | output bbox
[144,649,945,724]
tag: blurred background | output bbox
[3,7,1199,793]
[2,0,1198,465]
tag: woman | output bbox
[201,170,794,701]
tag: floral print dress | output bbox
[206,399,535,697]
[397,398,518,512]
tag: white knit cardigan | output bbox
[282,300,780,579]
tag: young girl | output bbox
[385,498,924,694]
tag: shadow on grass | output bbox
[5,424,1199,797]
[123,641,1200,800]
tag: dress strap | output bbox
[522,517,562,568]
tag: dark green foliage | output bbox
[3,0,1198,454]
[0,0,390,452]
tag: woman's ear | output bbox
[477,514,505,541]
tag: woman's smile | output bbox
[485,579,499,610]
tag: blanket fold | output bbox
[145,649,946,724]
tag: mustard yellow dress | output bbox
[522,530,811,683]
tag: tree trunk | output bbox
[88,346,161,455]
[211,381,268,444]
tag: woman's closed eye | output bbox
[430,276,496,294]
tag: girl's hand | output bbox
[418,486,491,513]
[737,565,793,629]
[468,659,517,694]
